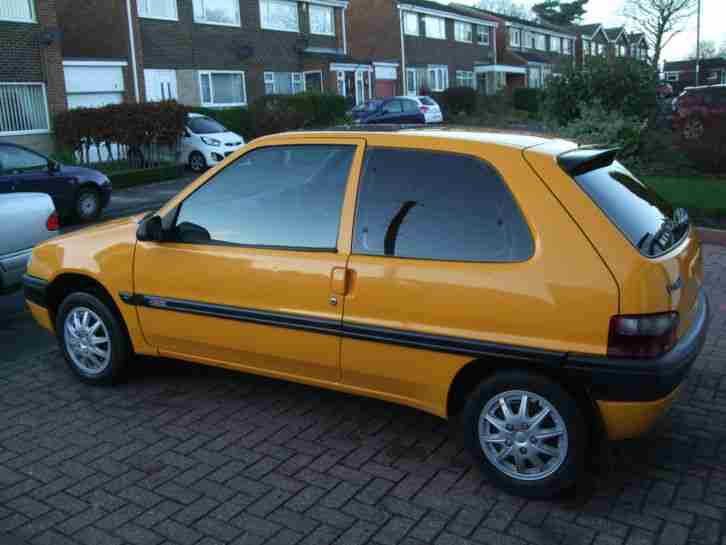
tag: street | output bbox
[1,173,725,545]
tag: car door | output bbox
[400,98,423,123]
[133,137,366,383]
[0,145,73,208]
[340,141,618,416]
[378,100,404,123]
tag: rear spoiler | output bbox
[557,147,619,177]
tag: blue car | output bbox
[351,97,426,125]
[0,143,112,223]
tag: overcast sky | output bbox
[446,0,725,61]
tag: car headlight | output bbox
[201,137,222,147]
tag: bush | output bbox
[680,125,726,174]
[191,107,255,141]
[54,101,188,167]
[512,88,543,114]
[558,101,646,159]
[109,164,185,189]
[441,87,478,116]
[543,57,658,125]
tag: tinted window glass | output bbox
[0,146,47,173]
[353,149,533,262]
[188,116,228,134]
[573,162,689,257]
[402,99,419,112]
[175,145,356,249]
[384,100,403,113]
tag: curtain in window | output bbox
[194,0,240,25]
[0,84,49,134]
[0,0,33,20]
[310,5,333,35]
[261,0,298,31]
[138,0,176,18]
[212,73,244,104]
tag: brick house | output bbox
[0,0,66,154]
[664,57,726,92]
[348,0,498,97]
[458,6,576,91]
[58,0,375,108]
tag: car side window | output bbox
[402,99,419,112]
[174,144,356,249]
[353,148,534,262]
[385,101,403,114]
[0,146,47,174]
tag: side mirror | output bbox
[137,215,165,242]
[48,159,61,173]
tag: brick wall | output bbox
[347,0,400,63]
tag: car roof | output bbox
[188,113,205,118]
[266,128,556,151]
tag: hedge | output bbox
[512,88,543,114]
[109,164,186,189]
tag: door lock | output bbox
[329,295,338,307]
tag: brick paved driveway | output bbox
[1,246,725,545]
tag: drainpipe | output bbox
[126,0,141,102]
[399,7,406,94]
[342,7,348,55]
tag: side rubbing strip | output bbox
[120,293,567,363]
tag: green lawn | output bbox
[643,175,726,212]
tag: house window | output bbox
[137,0,178,20]
[454,21,472,43]
[618,44,626,56]
[510,29,521,47]
[597,42,605,55]
[403,12,419,36]
[583,39,590,54]
[477,25,489,45]
[563,38,572,54]
[406,68,418,95]
[193,0,240,26]
[260,0,299,32]
[0,0,35,22]
[427,66,448,91]
[0,83,49,135]
[528,67,541,89]
[551,37,561,53]
[310,4,334,36]
[424,16,445,40]
[200,71,247,106]
[536,34,546,51]
[264,71,304,94]
[665,72,679,82]
[456,70,475,89]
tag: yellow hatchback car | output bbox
[23,130,709,497]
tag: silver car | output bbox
[0,192,58,292]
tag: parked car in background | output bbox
[0,144,111,223]
[0,193,58,292]
[672,85,726,141]
[182,113,245,172]
[24,129,708,498]
[417,96,444,123]
[351,97,426,124]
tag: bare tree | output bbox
[477,0,534,20]
[687,40,717,60]
[622,0,698,68]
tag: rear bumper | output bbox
[566,289,709,403]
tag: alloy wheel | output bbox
[478,390,568,481]
[683,119,704,141]
[64,307,112,375]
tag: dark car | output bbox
[0,143,112,223]
[351,97,425,125]
[672,85,726,141]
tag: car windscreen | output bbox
[418,97,436,106]
[188,117,228,134]
[354,100,383,113]
[572,161,689,258]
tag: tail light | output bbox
[46,212,59,231]
[420,106,429,113]
[607,312,679,359]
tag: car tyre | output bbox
[682,117,705,141]
[56,291,131,385]
[75,187,101,223]
[462,370,586,498]
[189,151,207,172]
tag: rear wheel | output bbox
[462,371,585,498]
[682,117,705,141]
[56,291,131,384]
[189,151,207,172]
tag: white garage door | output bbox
[64,62,126,110]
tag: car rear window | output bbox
[418,97,436,106]
[572,161,689,258]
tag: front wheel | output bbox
[189,151,207,172]
[462,371,585,498]
[682,117,705,141]
[56,291,131,384]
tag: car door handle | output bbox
[330,267,352,296]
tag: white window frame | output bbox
[454,21,472,43]
[199,70,247,107]
[137,0,178,21]
[456,70,475,89]
[563,38,572,54]
[403,11,419,36]
[427,65,448,92]
[303,70,324,92]
[0,0,36,23]
[477,25,489,46]
[0,82,51,136]
[406,68,419,95]
[665,72,679,82]
[423,15,445,40]
[259,0,299,32]
[193,0,241,27]
[510,28,521,47]
[536,34,546,51]
[309,3,335,36]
